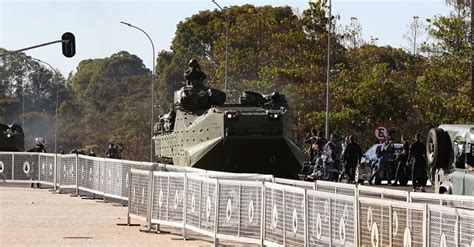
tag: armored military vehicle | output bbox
[427,124,474,195]
[154,83,303,179]
[0,123,25,151]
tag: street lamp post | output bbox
[325,0,332,140]
[120,21,156,162]
[211,0,229,100]
[31,57,60,190]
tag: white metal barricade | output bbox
[184,174,218,238]
[359,197,426,247]
[128,168,152,222]
[274,177,315,190]
[216,179,264,244]
[263,182,306,246]
[38,153,55,186]
[315,180,356,196]
[411,192,474,210]
[358,185,409,201]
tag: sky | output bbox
[0,0,452,77]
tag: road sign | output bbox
[375,126,387,140]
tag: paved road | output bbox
[0,185,224,246]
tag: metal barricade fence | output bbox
[129,168,151,222]
[150,172,186,228]
[315,180,356,196]
[307,190,356,247]
[216,179,263,244]
[13,152,39,183]
[39,154,55,186]
[358,185,409,201]
[58,154,77,189]
[2,151,474,247]
[410,192,474,210]
[457,208,474,247]
[274,177,315,190]
[263,182,306,246]
[358,197,426,247]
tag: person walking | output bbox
[408,133,428,192]
[369,136,394,185]
[27,137,47,188]
[340,135,362,183]
[393,136,410,185]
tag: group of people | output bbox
[105,143,123,159]
[301,129,363,183]
[302,129,428,192]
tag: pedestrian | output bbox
[27,137,47,188]
[106,143,115,158]
[325,133,342,172]
[88,149,96,157]
[304,128,318,161]
[340,135,362,183]
[393,136,410,185]
[315,131,327,153]
[369,136,394,185]
[408,133,427,192]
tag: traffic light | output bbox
[61,32,76,58]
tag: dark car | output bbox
[357,143,408,185]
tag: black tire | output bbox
[426,128,451,170]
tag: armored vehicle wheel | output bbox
[426,128,451,170]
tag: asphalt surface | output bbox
[0,184,241,246]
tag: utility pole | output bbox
[471,0,473,99]
[325,0,332,140]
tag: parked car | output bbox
[356,143,408,185]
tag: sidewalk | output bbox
[0,185,216,246]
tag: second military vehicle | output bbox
[427,124,474,196]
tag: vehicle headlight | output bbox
[224,111,239,120]
[266,110,281,120]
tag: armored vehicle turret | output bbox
[0,124,25,151]
[154,61,303,179]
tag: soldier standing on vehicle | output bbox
[340,135,362,183]
[408,133,427,192]
[393,136,410,185]
[184,58,207,89]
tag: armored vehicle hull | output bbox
[0,124,25,151]
[155,88,303,179]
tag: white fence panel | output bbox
[315,180,356,196]
[306,190,355,247]
[39,154,55,185]
[458,208,474,247]
[358,185,409,201]
[359,197,426,247]
[264,182,306,246]
[129,168,151,222]
[411,192,474,210]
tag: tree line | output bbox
[0,1,472,160]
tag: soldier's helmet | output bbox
[188,58,199,68]
[35,137,45,146]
